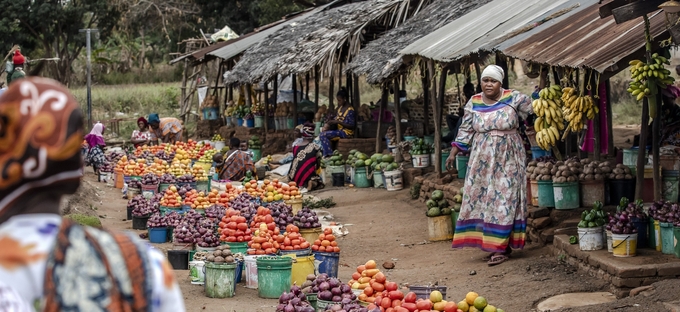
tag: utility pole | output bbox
[79,28,98,130]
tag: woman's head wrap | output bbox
[301,123,315,137]
[84,122,105,148]
[148,113,160,125]
[481,65,505,83]
[0,77,84,216]
[662,85,680,99]
[137,117,148,128]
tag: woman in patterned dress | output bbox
[319,87,356,157]
[288,123,323,191]
[131,116,152,148]
[445,65,533,266]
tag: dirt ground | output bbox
[77,154,679,311]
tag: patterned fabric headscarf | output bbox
[84,122,105,149]
[0,77,84,217]
[301,124,315,138]
[148,113,160,125]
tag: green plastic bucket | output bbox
[354,167,371,188]
[196,180,210,192]
[287,118,295,129]
[553,182,579,210]
[674,226,680,258]
[660,222,675,255]
[648,218,657,250]
[307,293,318,310]
[423,135,434,145]
[456,155,469,179]
[223,242,248,255]
[205,262,236,298]
[662,171,679,203]
[451,210,459,234]
[372,170,385,188]
[404,136,417,142]
[441,152,450,172]
[254,116,264,128]
[537,180,555,208]
[256,256,293,299]
[159,183,171,192]
[252,149,262,162]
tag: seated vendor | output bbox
[148,113,183,144]
[288,123,323,191]
[319,87,356,157]
[214,138,254,181]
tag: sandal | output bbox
[487,254,509,266]
[482,253,496,261]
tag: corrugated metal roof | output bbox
[400,0,572,62]
[502,4,667,73]
[207,3,335,61]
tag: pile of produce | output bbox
[451,193,462,212]
[128,179,142,189]
[247,223,280,255]
[317,277,357,304]
[130,196,155,217]
[269,201,294,232]
[532,84,564,150]
[608,164,634,180]
[275,102,292,118]
[579,160,612,181]
[349,260,389,303]
[404,127,415,136]
[324,303,369,312]
[606,199,642,235]
[206,189,230,206]
[301,273,328,294]
[357,104,372,122]
[294,207,321,229]
[141,173,159,186]
[649,200,679,224]
[618,198,647,221]
[183,190,211,209]
[198,149,217,163]
[627,55,675,117]
[313,228,340,253]
[212,134,223,142]
[562,87,598,132]
[280,225,311,251]
[165,211,182,228]
[121,158,147,176]
[276,285,315,312]
[526,160,555,181]
[205,204,226,219]
[178,174,197,184]
[426,190,451,217]
[173,210,207,244]
[409,138,432,156]
[230,193,258,223]
[146,213,167,228]
[190,166,210,182]
[551,158,581,183]
[325,150,346,167]
[369,153,398,172]
[146,159,169,176]
[183,209,205,227]
[178,184,194,198]
[154,150,174,162]
[195,219,220,248]
[219,208,252,243]
[168,161,187,176]
[99,162,114,173]
[578,201,606,228]
[347,150,371,169]
[106,150,126,164]
[159,174,177,184]
[385,126,396,145]
[249,136,263,150]
[160,186,182,208]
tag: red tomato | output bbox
[385,282,398,292]
[415,299,432,310]
[388,291,404,301]
[404,292,417,303]
[381,297,392,309]
[400,302,417,312]
[391,299,401,308]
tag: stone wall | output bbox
[413,173,463,202]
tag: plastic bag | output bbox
[210,26,239,43]
[5,61,13,73]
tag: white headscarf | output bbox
[481,65,504,83]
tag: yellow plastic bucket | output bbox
[282,254,315,286]
[286,199,303,216]
[612,233,637,257]
[654,220,662,252]
[299,227,322,244]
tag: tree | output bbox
[0,0,121,85]
[256,0,304,26]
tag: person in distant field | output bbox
[318,87,356,157]
[0,77,185,311]
[84,122,107,175]
[131,116,152,148]
[214,138,254,181]
[148,113,183,144]
[8,50,26,86]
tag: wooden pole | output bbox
[421,63,430,136]
[353,74,360,111]
[435,67,449,177]
[180,59,189,123]
[635,99,649,200]
[592,71,601,161]
[496,53,509,89]
[293,74,298,127]
[393,78,402,145]
[606,79,615,157]
[306,72,310,100]
[376,85,387,153]
[329,72,335,112]
[264,81,269,133]
[428,60,438,136]
[653,90,661,200]
[273,77,279,114]
[314,66,320,111]
[474,61,482,93]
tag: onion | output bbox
[318,290,333,301]
[318,282,330,292]
[332,296,342,302]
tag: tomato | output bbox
[400,302,417,312]
[394,307,409,312]
[363,286,374,297]
[388,291,404,301]
[385,282,398,292]
[391,299,401,308]
[443,302,458,312]
[372,282,385,292]
[236,223,248,231]
[381,297,392,309]
[415,299,432,310]
[404,292,417,303]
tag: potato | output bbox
[541,168,550,175]
[609,173,617,179]
[567,176,577,182]
[585,174,594,181]
[600,166,611,173]
[558,165,568,171]
[583,167,593,175]
[594,174,603,180]
[222,250,232,257]
[546,163,554,169]
[526,167,534,173]
[537,162,545,168]
[624,167,632,174]
[213,250,223,257]
[528,161,538,167]
[613,168,624,174]
[579,173,586,180]
[530,174,537,180]
[225,256,234,263]
[625,174,633,179]
[551,168,558,175]
[581,159,590,164]
[207,255,215,262]
[616,164,625,169]
[616,174,625,180]
[556,161,564,166]
[214,256,225,263]
[222,244,230,250]
[542,175,552,181]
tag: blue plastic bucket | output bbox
[148,227,168,243]
[313,251,339,278]
[531,146,551,159]
[235,259,244,283]
[246,119,255,128]
[237,118,244,126]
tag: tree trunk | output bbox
[140,27,146,69]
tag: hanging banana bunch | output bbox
[628,53,674,118]
[532,84,564,151]
[561,87,598,132]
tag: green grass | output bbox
[64,214,102,228]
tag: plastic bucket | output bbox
[328,165,345,174]
[409,286,447,301]
[196,180,210,192]
[606,230,613,253]
[580,180,605,208]
[132,216,149,230]
[126,207,133,220]
[254,116,264,128]
[252,149,262,162]
[114,171,124,189]
[608,179,635,205]
[662,173,679,203]
[578,227,604,251]
[159,183,171,192]
[189,261,206,285]
[307,293,318,310]
[537,181,555,208]
[148,227,168,244]
[205,262,236,298]
[313,251,339,278]
[244,255,261,289]
[331,173,345,187]
[649,218,657,250]
[245,119,255,128]
[314,122,322,136]
[235,259,244,283]
[412,154,430,168]
[553,182,579,210]
[373,170,385,188]
[674,226,680,258]
[214,141,226,151]
[427,214,453,241]
[256,256,293,299]
[451,210,459,233]
[530,180,539,206]
[167,250,189,270]
[423,135,434,145]
[404,136,417,142]
[661,222,675,254]
[317,300,334,311]
[456,155,469,179]
[354,167,370,188]
[384,170,403,191]
[632,218,649,249]
[623,148,644,166]
[279,248,311,257]
[441,152,450,172]
[653,220,662,251]
[612,233,637,257]
[287,118,295,129]
[300,227,322,245]
[286,199,303,216]
[237,118,244,127]
[282,255,315,286]
[531,146,551,159]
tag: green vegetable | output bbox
[577,220,588,228]
[426,207,441,217]
[426,199,437,208]
[431,190,444,201]
[569,236,578,244]
[441,208,452,215]
[437,199,449,208]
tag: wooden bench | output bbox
[332,138,381,156]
